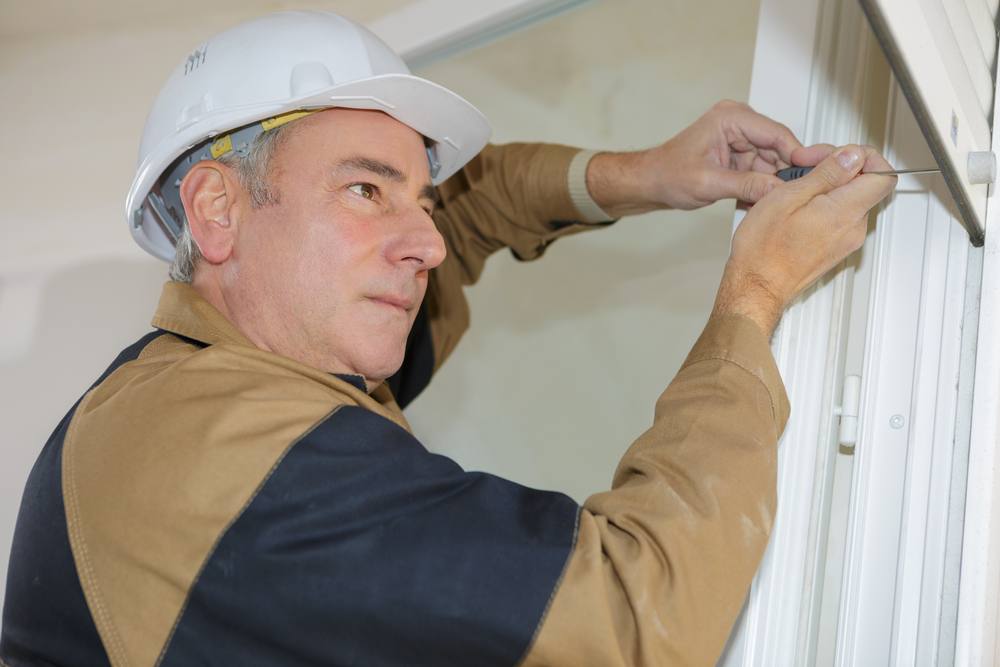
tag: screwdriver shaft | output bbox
[776,166,939,181]
[866,168,940,175]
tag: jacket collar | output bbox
[149,282,404,416]
[150,281,255,348]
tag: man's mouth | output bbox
[368,295,415,312]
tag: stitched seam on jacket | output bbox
[682,354,782,426]
[64,390,131,667]
[153,404,345,666]
[514,505,583,667]
[61,333,169,666]
[62,332,168,666]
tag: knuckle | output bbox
[739,175,761,202]
[816,166,842,189]
[693,169,716,196]
[713,99,747,113]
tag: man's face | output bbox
[222,108,445,386]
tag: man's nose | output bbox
[386,208,447,271]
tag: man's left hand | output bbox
[587,100,823,217]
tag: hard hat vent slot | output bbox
[290,62,335,98]
[177,94,213,130]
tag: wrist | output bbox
[585,150,663,218]
[711,263,786,338]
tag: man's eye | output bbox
[348,183,377,200]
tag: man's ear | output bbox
[179,161,241,264]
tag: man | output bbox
[0,11,896,667]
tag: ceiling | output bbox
[0,0,408,39]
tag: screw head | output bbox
[889,414,905,430]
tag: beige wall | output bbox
[408,0,762,497]
[0,0,761,609]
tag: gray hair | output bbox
[168,122,295,282]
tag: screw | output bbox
[889,414,905,430]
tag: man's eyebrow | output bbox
[335,156,438,204]
[421,184,440,206]
[335,156,405,182]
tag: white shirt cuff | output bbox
[567,149,614,223]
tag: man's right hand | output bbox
[712,144,898,336]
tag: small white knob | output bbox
[838,374,862,447]
[967,151,997,185]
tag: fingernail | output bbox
[837,148,861,170]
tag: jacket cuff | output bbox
[682,314,790,432]
[567,150,614,223]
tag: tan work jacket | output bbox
[1,143,788,667]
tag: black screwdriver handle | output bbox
[775,166,813,181]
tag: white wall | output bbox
[0,0,761,609]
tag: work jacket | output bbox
[1,143,789,667]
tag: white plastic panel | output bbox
[859,0,998,243]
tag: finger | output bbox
[860,147,894,174]
[728,105,803,164]
[731,149,785,173]
[752,155,776,174]
[791,143,836,167]
[730,150,758,172]
[825,169,897,221]
[777,144,867,207]
[716,169,784,203]
[755,148,782,167]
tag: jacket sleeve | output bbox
[387,143,615,408]
[520,314,790,667]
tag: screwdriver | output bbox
[776,166,940,181]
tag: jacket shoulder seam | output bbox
[514,506,583,667]
[154,404,347,666]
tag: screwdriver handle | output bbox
[776,165,937,181]
[775,166,813,181]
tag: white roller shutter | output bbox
[860,0,999,243]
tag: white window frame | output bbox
[721,1,885,662]
[833,82,979,667]
[723,0,999,664]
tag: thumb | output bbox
[716,169,784,204]
[784,145,865,204]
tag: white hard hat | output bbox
[126,10,492,262]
